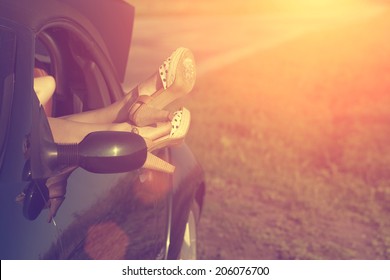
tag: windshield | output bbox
[0,26,16,169]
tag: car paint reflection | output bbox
[43,160,172,259]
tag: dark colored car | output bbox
[0,0,205,260]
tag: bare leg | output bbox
[59,93,136,124]
[34,76,55,115]
[48,117,171,144]
[60,47,195,126]
[33,70,168,124]
[60,73,171,124]
[36,48,195,126]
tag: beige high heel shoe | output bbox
[140,108,191,174]
[128,48,196,127]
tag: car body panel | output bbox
[0,17,34,183]
[0,19,58,258]
[168,144,205,259]
[44,168,171,259]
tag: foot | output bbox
[117,108,190,151]
[125,48,196,126]
[116,108,191,173]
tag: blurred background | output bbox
[129,0,379,15]
[124,0,390,259]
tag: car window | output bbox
[0,26,16,168]
[35,28,112,118]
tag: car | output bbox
[0,0,205,260]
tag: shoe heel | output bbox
[143,152,175,173]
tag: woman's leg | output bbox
[60,74,171,125]
[33,70,169,124]
[48,117,171,144]
[34,76,55,115]
[61,47,195,126]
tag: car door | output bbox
[0,0,173,259]
[33,24,172,259]
[0,16,63,260]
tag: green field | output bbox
[184,9,390,259]
[128,0,374,16]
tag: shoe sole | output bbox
[150,48,196,110]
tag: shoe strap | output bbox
[128,94,153,118]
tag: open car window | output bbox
[35,28,113,118]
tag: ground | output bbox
[186,8,390,259]
[132,0,390,259]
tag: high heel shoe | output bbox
[139,108,191,173]
[128,48,196,127]
[143,152,175,173]
[145,108,190,152]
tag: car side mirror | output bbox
[47,131,147,173]
[21,131,146,221]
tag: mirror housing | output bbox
[46,131,147,173]
[23,131,146,221]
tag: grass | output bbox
[126,0,285,16]
[127,0,370,16]
[184,9,390,259]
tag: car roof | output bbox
[0,0,135,83]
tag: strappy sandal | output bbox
[140,108,191,173]
[128,48,196,127]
